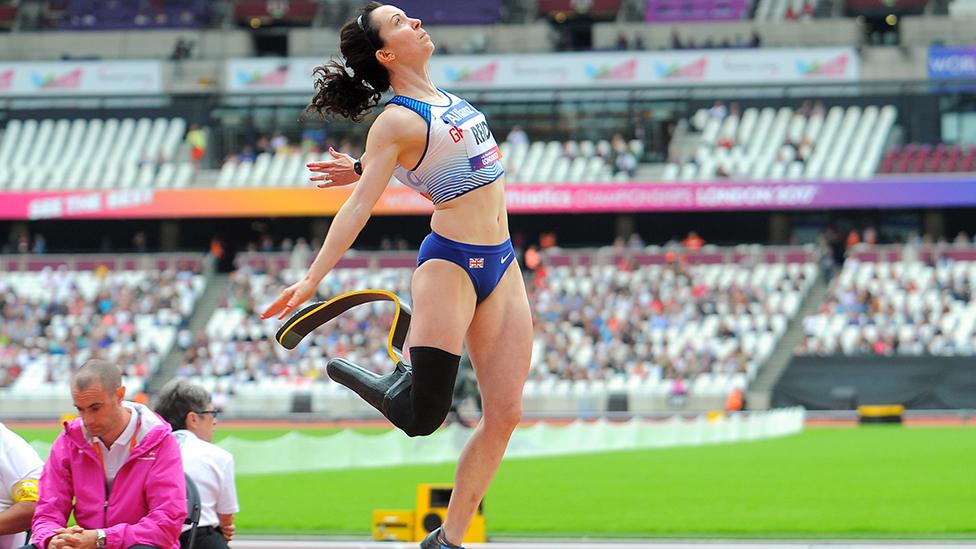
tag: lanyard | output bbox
[92,414,141,471]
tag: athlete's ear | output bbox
[376,48,395,64]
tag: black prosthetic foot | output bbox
[327,358,411,416]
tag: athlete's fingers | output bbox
[278,301,299,320]
[261,291,292,319]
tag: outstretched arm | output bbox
[262,112,403,320]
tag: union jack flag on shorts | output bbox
[469,257,484,269]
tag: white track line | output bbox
[231,540,976,549]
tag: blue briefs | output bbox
[417,231,516,303]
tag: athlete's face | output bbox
[370,5,434,65]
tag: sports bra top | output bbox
[386,89,504,205]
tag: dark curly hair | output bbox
[306,2,390,122]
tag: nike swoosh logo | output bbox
[501,252,512,263]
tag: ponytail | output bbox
[305,2,390,122]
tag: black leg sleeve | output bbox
[328,346,461,437]
[385,346,461,437]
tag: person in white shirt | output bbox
[153,381,239,549]
[0,422,43,549]
[505,125,528,146]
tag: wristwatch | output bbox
[95,528,106,549]
[353,159,363,176]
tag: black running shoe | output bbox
[419,527,464,549]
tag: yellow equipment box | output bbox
[414,483,486,543]
[858,404,904,424]
[372,509,415,542]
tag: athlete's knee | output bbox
[404,412,448,437]
[483,403,522,434]
[394,394,450,437]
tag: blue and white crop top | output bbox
[386,89,504,205]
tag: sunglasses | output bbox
[194,410,220,419]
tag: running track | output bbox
[232,539,976,549]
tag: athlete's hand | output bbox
[261,277,319,320]
[308,147,359,188]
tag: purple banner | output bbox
[504,177,976,213]
[1,177,973,219]
[645,0,748,22]
[391,0,501,24]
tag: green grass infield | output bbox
[18,425,976,538]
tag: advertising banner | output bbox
[927,46,976,80]
[0,178,973,220]
[0,61,162,96]
[224,48,859,93]
[225,57,321,94]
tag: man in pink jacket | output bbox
[28,360,185,549]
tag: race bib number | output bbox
[440,100,500,172]
[12,479,39,502]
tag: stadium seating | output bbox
[396,0,503,24]
[0,268,205,401]
[643,0,751,22]
[527,259,816,410]
[7,102,970,189]
[234,0,318,27]
[172,247,816,414]
[798,254,976,356]
[0,117,190,190]
[949,0,976,16]
[49,0,211,30]
[0,123,629,188]
[539,0,622,21]
[185,266,412,381]
[214,138,632,187]
[661,104,898,182]
[0,4,18,31]
[217,150,331,188]
[753,0,817,21]
[170,265,414,416]
[500,139,639,184]
[878,144,976,174]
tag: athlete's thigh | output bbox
[464,262,533,411]
[408,259,478,355]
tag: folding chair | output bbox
[184,473,202,549]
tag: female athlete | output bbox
[261,3,532,547]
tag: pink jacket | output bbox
[31,402,186,549]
